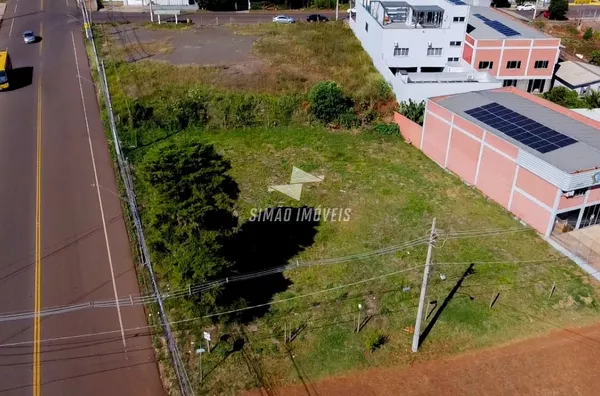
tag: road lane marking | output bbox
[33,75,42,396]
[9,1,18,38]
[70,30,127,349]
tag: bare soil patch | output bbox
[245,321,600,396]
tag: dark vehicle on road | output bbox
[307,14,329,22]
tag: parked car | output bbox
[23,31,35,44]
[273,15,296,24]
[516,3,535,11]
[307,14,329,22]
[347,8,356,14]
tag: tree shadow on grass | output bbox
[219,206,320,323]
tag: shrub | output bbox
[583,89,600,109]
[364,330,388,353]
[584,28,594,40]
[371,122,400,137]
[542,87,585,108]
[591,50,600,65]
[308,81,354,125]
[399,99,426,126]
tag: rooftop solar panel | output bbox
[473,13,490,22]
[485,20,521,37]
[464,103,578,154]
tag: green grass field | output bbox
[92,22,600,396]
[161,127,599,396]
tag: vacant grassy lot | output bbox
[168,127,600,396]
[532,20,600,60]
[92,22,600,396]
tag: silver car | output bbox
[272,15,295,24]
[23,31,35,44]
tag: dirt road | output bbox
[246,322,600,396]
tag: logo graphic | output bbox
[268,167,324,201]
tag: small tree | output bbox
[140,137,239,308]
[308,81,354,125]
[584,27,594,40]
[590,50,600,65]
[548,0,568,20]
[399,99,426,125]
[542,87,585,108]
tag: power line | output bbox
[0,265,426,348]
[0,227,530,323]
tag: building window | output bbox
[394,47,409,57]
[449,41,462,47]
[534,60,549,69]
[503,79,518,87]
[574,188,588,197]
[427,47,443,56]
[448,57,459,62]
[506,61,522,69]
[478,61,494,69]
[365,22,368,32]
[453,16,465,22]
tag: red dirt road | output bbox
[246,322,600,396]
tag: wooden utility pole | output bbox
[411,218,437,353]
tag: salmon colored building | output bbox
[463,7,560,94]
[398,87,600,237]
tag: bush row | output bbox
[116,81,394,144]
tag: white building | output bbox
[349,0,501,103]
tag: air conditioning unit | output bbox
[394,42,399,47]
[428,41,432,48]
[467,75,474,80]
[565,191,575,197]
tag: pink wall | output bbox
[508,39,532,47]
[558,194,586,211]
[476,147,517,208]
[534,39,560,47]
[527,48,559,76]
[473,49,501,76]
[453,115,484,139]
[465,34,475,46]
[463,43,474,65]
[422,113,451,166]
[477,40,504,47]
[516,167,558,208]
[511,190,552,234]
[589,186,600,202]
[500,49,529,77]
[484,132,519,159]
[394,112,423,147]
[446,128,480,185]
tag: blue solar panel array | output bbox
[464,103,578,154]
[447,0,467,5]
[472,13,521,37]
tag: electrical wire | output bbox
[0,226,533,323]
[0,265,425,348]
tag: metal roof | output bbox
[435,90,600,173]
[411,5,445,12]
[555,61,600,88]
[467,6,548,40]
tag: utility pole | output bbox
[336,0,339,21]
[149,0,154,22]
[411,218,437,353]
[533,0,537,20]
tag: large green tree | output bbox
[548,0,568,21]
[140,137,239,309]
[542,87,584,108]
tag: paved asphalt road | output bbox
[92,9,342,24]
[0,0,164,395]
[513,5,600,20]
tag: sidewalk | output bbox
[0,3,6,26]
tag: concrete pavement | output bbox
[0,0,164,395]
